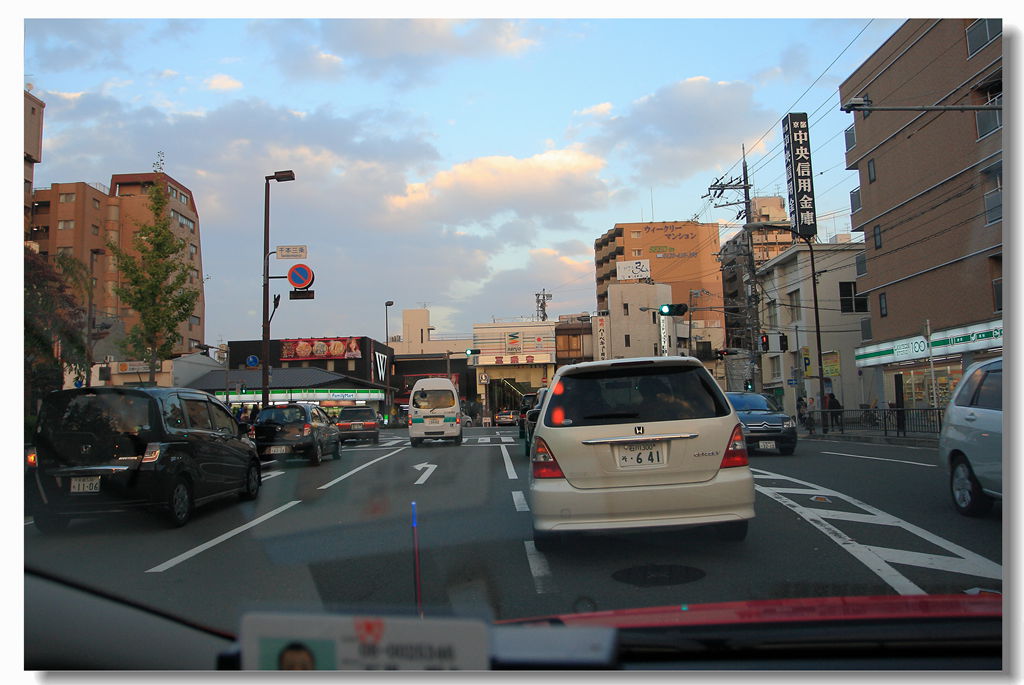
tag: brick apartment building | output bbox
[29,172,207,360]
[840,18,1002,408]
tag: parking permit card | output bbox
[240,613,490,670]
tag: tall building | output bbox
[840,18,1002,408]
[30,172,207,358]
[594,220,726,341]
[719,196,797,349]
[24,90,45,242]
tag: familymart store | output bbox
[854,320,1002,409]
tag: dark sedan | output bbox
[725,392,798,455]
[253,403,340,465]
[26,387,261,531]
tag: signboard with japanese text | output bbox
[115,360,162,374]
[594,316,609,360]
[474,353,552,366]
[276,245,307,259]
[782,112,817,238]
[505,331,522,353]
[615,260,650,281]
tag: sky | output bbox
[17,11,968,346]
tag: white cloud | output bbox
[204,74,243,91]
[576,102,613,117]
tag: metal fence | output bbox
[805,408,944,437]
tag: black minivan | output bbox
[26,387,261,532]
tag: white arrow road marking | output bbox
[146,500,301,573]
[752,468,1003,595]
[413,462,438,485]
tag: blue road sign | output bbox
[245,355,259,368]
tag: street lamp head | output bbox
[385,300,394,307]
[268,170,296,182]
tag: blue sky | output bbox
[20,13,938,345]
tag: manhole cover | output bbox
[612,564,705,588]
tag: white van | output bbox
[408,378,463,446]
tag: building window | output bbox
[976,90,1002,138]
[860,317,872,341]
[189,315,201,330]
[967,19,1001,57]
[189,338,200,350]
[92,198,100,209]
[631,249,642,257]
[180,194,189,207]
[850,187,861,214]
[56,246,73,257]
[873,225,882,249]
[984,188,1002,224]
[770,356,781,379]
[767,300,778,328]
[58,220,75,230]
[623,303,629,316]
[844,124,856,151]
[855,252,867,276]
[993,278,1002,312]
[167,186,178,199]
[867,159,876,183]
[189,243,197,260]
[91,224,100,235]
[190,268,199,284]
[58,193,76,203]
[624,334,631,348]
[787,290,801,322]
[839,282,869,313]
[879,292,888,318]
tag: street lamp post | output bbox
[84,248,105,387]
[262,170,295,410]
[384,300,394,423]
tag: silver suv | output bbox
[527,357,755,551]
[939,357,1002,516]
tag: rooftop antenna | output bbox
[535,289,553,321]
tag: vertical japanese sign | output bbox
[594,317,609,360]
[782,113,817,238]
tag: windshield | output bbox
[23,16,1003,672]
[727,393,781,412]
[412,390,455,410]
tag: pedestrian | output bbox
[805,397,816,434]
[796,396,807,427]
[828,393,843,429]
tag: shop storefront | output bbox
[855,319,1002,408]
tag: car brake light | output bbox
[142,443,163,463]
[336,422,350,429]
[720,424,749,468]
[456,414,461,424]
[26,450,37,468]
[531,437,564,479]
[303,423,312,436]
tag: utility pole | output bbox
[535,289,552,321]
[706,145,760,391]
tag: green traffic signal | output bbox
[465,348,481,355]
[658,303,688,316]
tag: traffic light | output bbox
[760,333,770,352]
[465,348,481,356]
[658,303,689,316]
[779,334,789,352]
[744,379,754,391]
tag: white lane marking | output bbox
[146,500,301,573]
[752,468,1003,594]
[412,462,438,485]
[318,448,407,490]
[500,437,515,444]
[260,470,285,481]
[512,491,529,512]
[500,444,518,480]
[523,540,555,594]
[478,437,492,444]
[821,451,936,468]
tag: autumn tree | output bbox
[107,155,201,384]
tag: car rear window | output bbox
[727,393,781,412]
[542,364,730,427]
[256,406,308,424]
[412,389,455,410]
[37,390,158,438]
[339,408,376,421]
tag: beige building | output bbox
[31,172,207,361]
[840,18,1002,407]
[24,90,45,240]
[468,321,558,416]
[756,240,867,417]
[390,308,472,356]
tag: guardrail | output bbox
[806,408,944,437]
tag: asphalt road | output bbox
[24,427,1002,635]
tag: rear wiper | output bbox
[583,412,640,419]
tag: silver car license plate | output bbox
[70,477,101,493]
[758,440,776,450]
[266,445,289,454]
[615,442,665,469]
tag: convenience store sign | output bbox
[855,321,1002,368]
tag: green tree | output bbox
[24,246,88,436]
[107,156,201,384]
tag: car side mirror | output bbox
[527,409,540,423]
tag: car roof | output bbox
[554,356,706,377]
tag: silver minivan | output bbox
[939,357,1002,516]
[527,357,755,550]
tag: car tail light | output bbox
[336,422,350,429]
[25,450,37,468]
[531,437,564,479]
[408,416,413,427]
[303,423,312,436]
[142,443,163,463]
[720,424,749,468]
[456,414,461,424]
[366,422,377,428]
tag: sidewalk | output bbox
[800,426,938,450]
